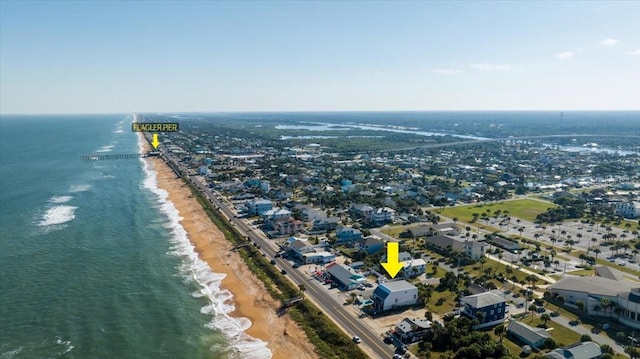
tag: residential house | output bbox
[335,225,363,244]
[371,280,419,313]
[401,258,427,278]
[273,217,303,236]
[246,199,274,216]
[263,207,291,228]
[372,207,395,224]
[311,217,340,232]
[288,239,315,259]
[394,317,433,344]
[460,290,507,328]
[355,236,384,255]
[544,341,602,359]
[351,204,374,220]
[507,320,550,349]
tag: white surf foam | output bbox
[69,184,91,193]
[96,145,114,153]
[138,133,272,359]
[39,205,77,226]
[0,346,23,359]
[55,337,74,355]
[49,196,73,204]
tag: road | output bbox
[158,148,396,359]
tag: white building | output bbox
[246,199,273,216]
[547,266,640,330]
[371,280,418,313]
[616,201,640,219]
[401,258,427,278]
[302,251,335,264]
[372,207,395,223]
[464,241,486,260]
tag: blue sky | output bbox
[1,1,639,113]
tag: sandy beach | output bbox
[142,139,317,359]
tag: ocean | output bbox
[0,114,270,359]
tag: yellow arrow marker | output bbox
[381,242,403,278]
[151,133,160,149]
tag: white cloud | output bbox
[470,64,512,71]
[625,49,640,56]
[599,38,619,46]
[555,51,574,59]
[431,68,463,75]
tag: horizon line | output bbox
[2,109,640,116]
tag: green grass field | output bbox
[437,199,556,223]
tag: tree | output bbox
[543,337,558,350]
[594,248,602,261]
[626,346,640,359]
[600,298,611,316]
[298,284,306,298]
[479,256,487,271]
[541,313,551,326]
[494,324,506,343]
[576,301,586,312]
[580,334,592,342]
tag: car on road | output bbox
[281,269,287,275]
[352,336,361,344]
[270,260,276,265]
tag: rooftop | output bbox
[461,290,506,308]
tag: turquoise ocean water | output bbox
[0,114,270,359]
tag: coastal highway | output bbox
[159,150,396,359]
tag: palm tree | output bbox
[541,313,551,326]
[298,284,306,298]
[494,324,506,342]
[594,248,602,261]
[600,298,611,317]
[479,256,487,271]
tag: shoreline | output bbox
[136,128,317,359]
